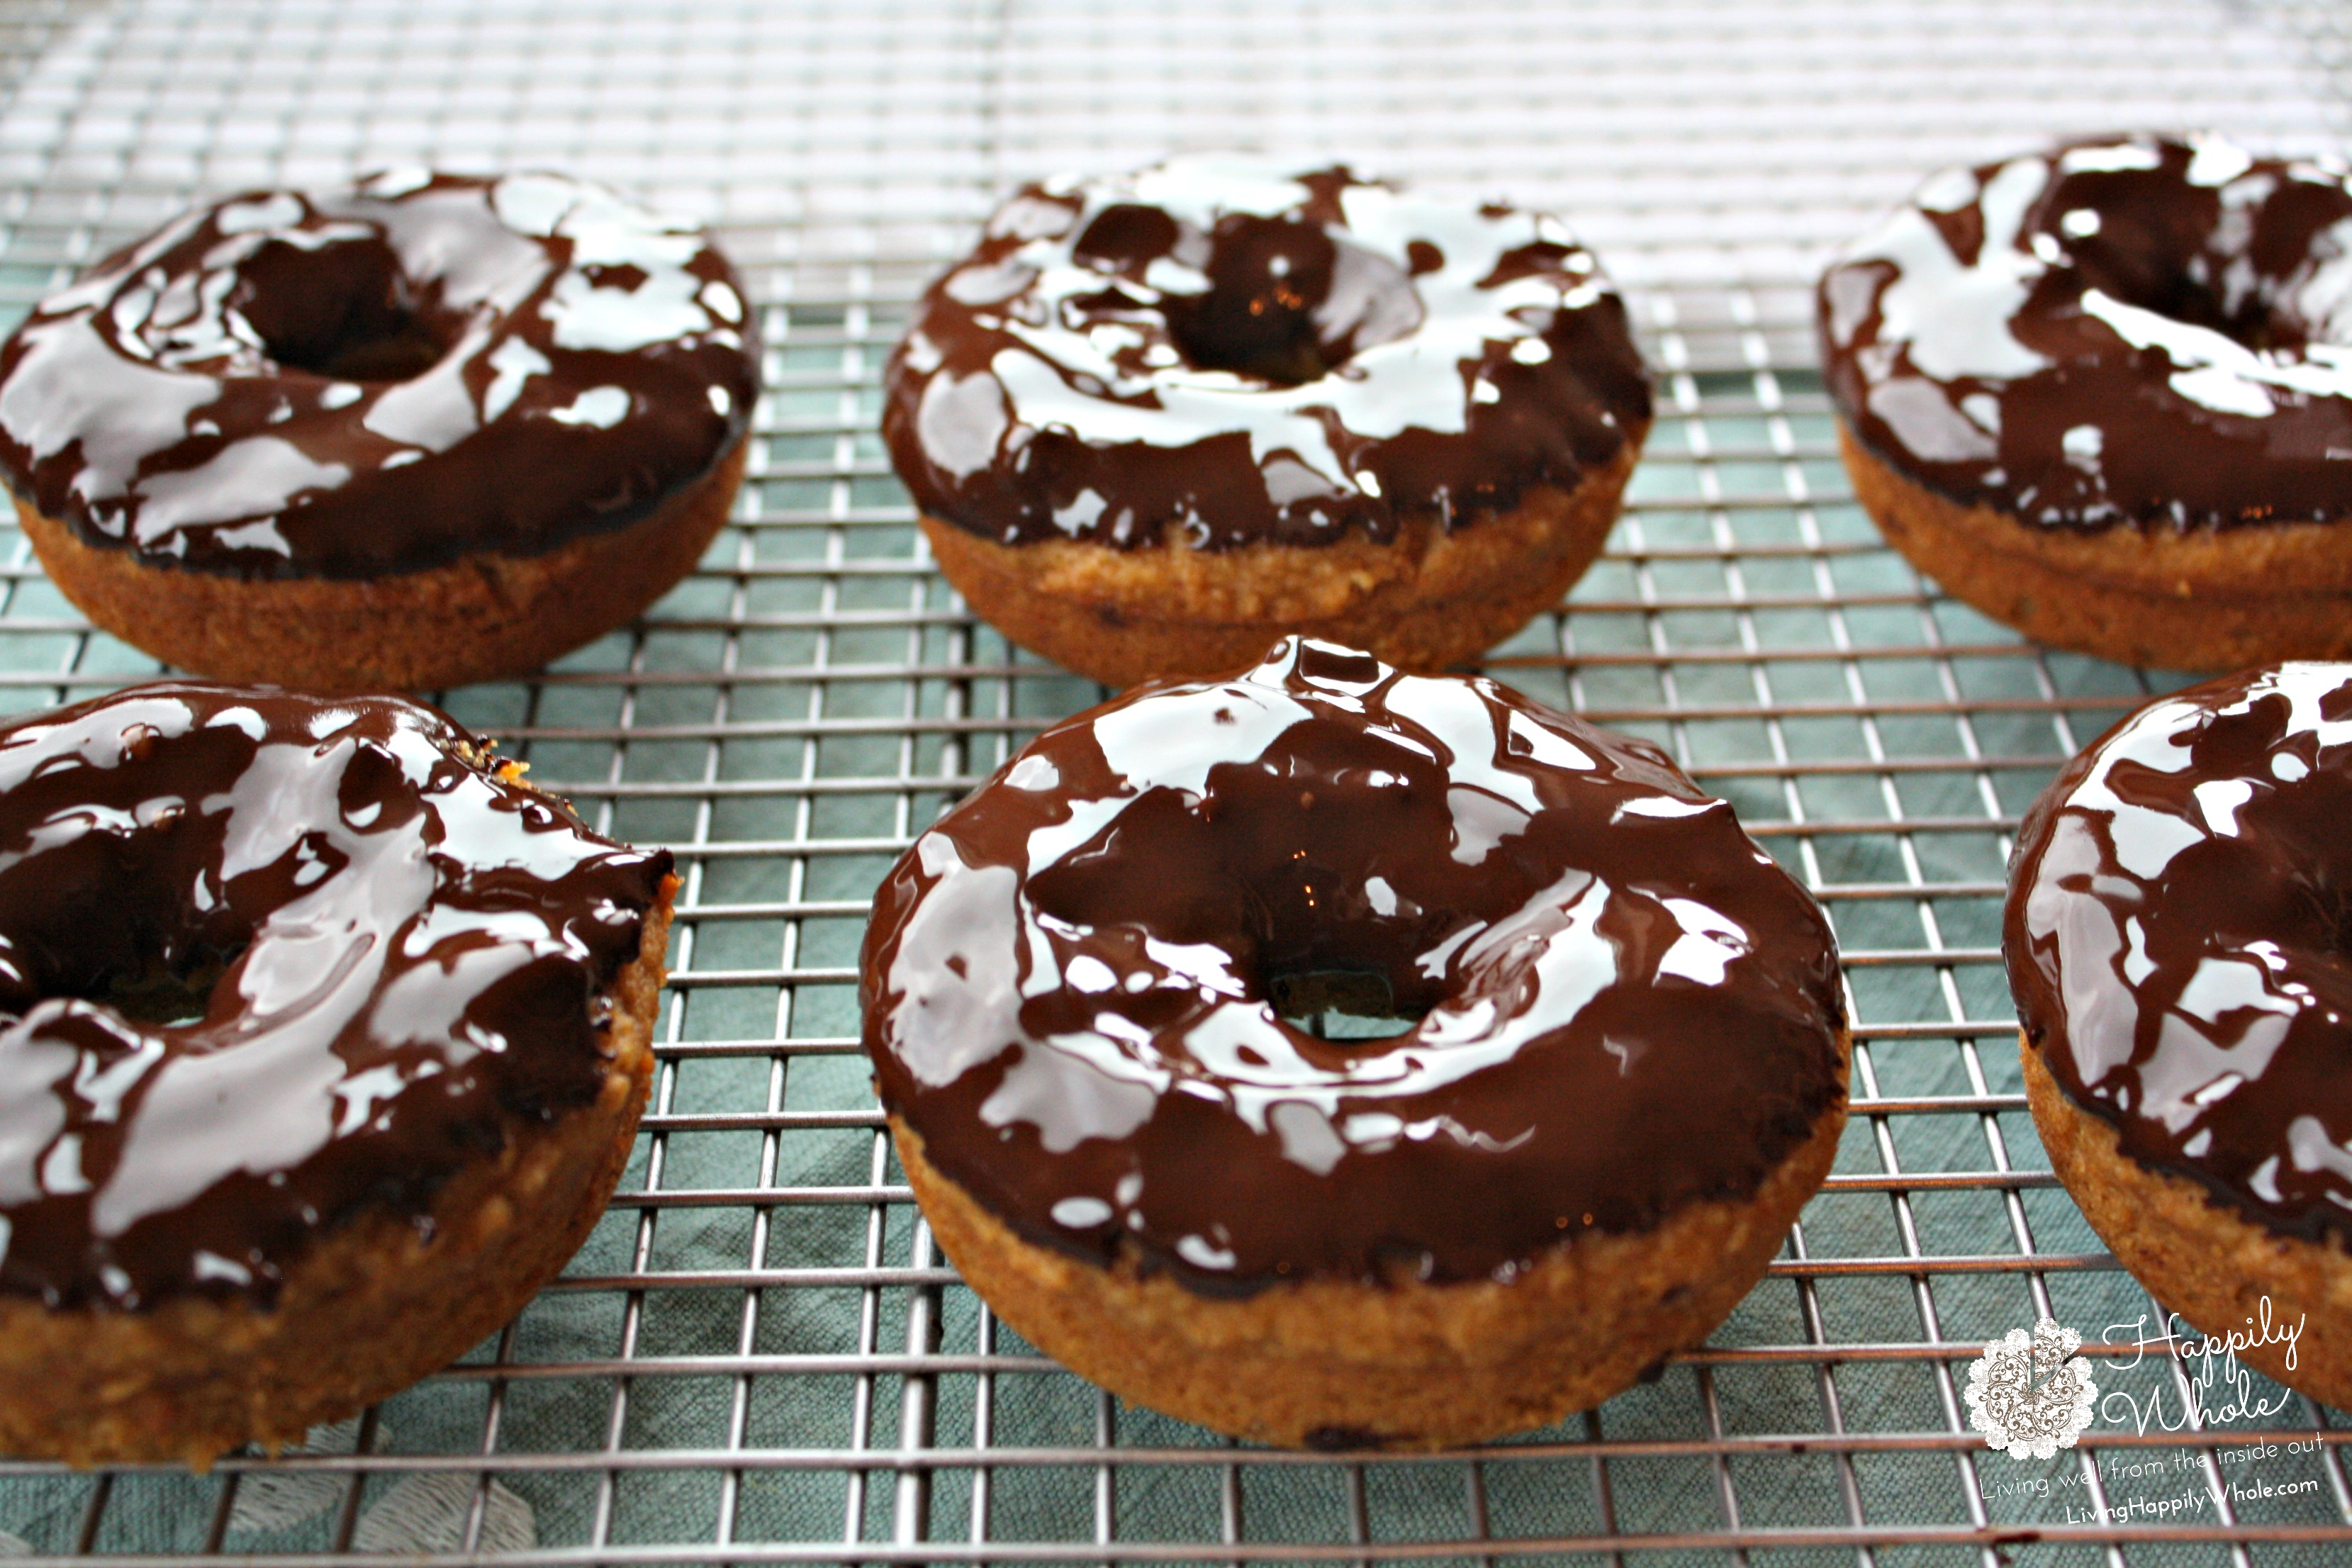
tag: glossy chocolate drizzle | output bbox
[883,158,1651,551]
[1820,133,2352,532]
[861,638,1847,1295]
[2009,663,2352,1242]
[0,682,671,1309]
[0,171,758,578]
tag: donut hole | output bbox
[0,815,262,1031]
[1155,214,1423,387]
[2070,237,2297,349]
[2054,181,2314,352]
[1266,967,1422,1042]
[96,947,246,1026]
[229,234,462,383]
[0,920,252,1029]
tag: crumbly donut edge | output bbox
[2022,1036,2352,1410]
[1836,422,2352,671]
[888,1021,1849,1451]
[14,437,746,693]
[0,882,675,1469]
[919,437,1645,686]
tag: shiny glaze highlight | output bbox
[883,158,1651,551]
[862,638,1847,1295]
[2008,663,2352,1241]
[0,172,758,578]
[1819,133,2352,532]
[0,683,671,1308]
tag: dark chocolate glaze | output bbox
[0,681,671,1309]
[1820,133,2352,532]
[861,638,1847,1296]
[883,159,1651,551]
[0,171,758,579]
[2008,662,2352,1242]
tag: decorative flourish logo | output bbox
[1966,1317,2099,1460]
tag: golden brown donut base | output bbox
[893,1026,1847,1451]
[0,892,673,1469]
[922,440,1642,687]
[2022,1036,2352,1409]
[17,441,746,693]
[1837,423,2352,671]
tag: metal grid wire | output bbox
[2,0,2352,1561]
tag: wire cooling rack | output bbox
[4,0,2352,1562]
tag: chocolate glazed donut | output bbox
[0,170,760,690]
[1819,133,2352,669]
[863,637,1849,1448]
[0,681,675,1465]
[2008,663,2352,1407]
[885,159,1652,685]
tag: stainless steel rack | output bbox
[0,1,2351,1562]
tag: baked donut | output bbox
[2008,662,2352,1406]
[0,170,759,692]
[0,681,674,1465]
[1818,133,2352,670]
[883,159,1652,685]
[861,637,1848,1448]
